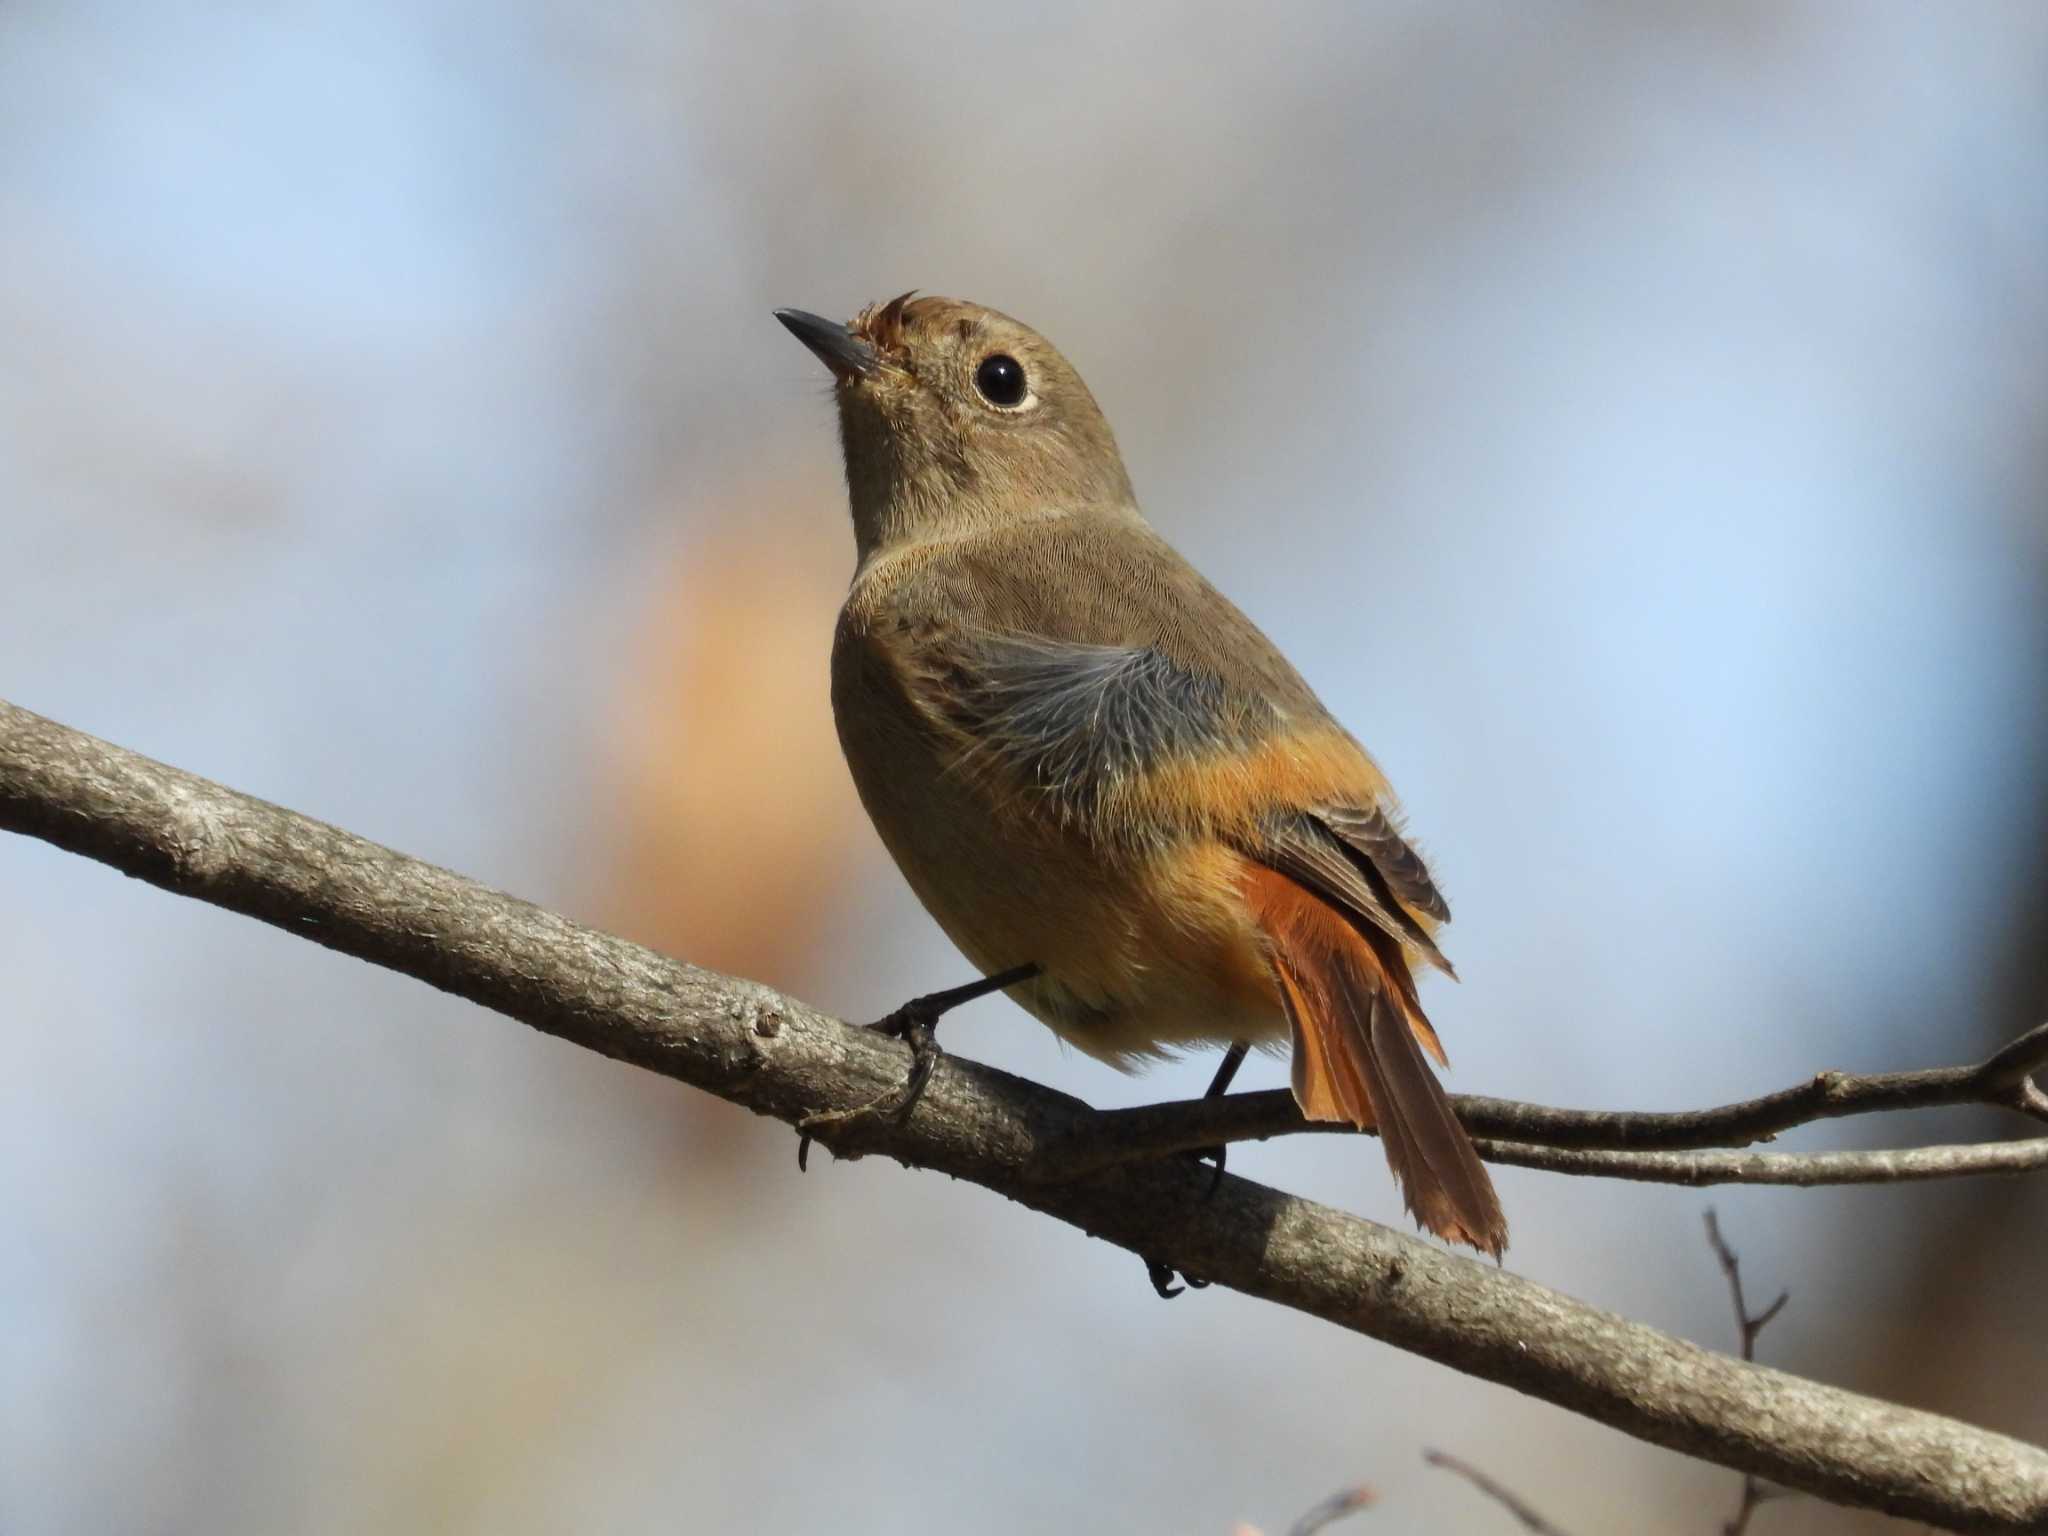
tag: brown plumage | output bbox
[777,294,1508,1259]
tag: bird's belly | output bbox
[833,655,1284,1066]
[893,823,1288,1066]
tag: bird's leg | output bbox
[1140,1039,1250,1299]
[797,962,1039,1169]
[860,962,1041,1115]
[1188,1040,1250,1196]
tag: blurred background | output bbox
[3,3,2044,1532]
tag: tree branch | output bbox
[1424,1449,1575,1535]
[1046,1023,2048,1180]
[5,697,2047,1533]
[1418,1217,1802,1534]
[1471,1134,2048,1187]
[1283,1485,1375,1536]
[1703,1211,1798,1535]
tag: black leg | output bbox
[876,962,1042,1031]
[1142,1040,1249,1299]
[1205,1040,1251,1098]
[849,961,1041,1125]
[1190,1040,1249,1195]
[798,962,1039,1168]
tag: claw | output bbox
[795,964,1038,1169]
[1145,1258,1210,1298]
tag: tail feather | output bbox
[1268,946,1372,1124]
[1243,864,1507,1259]
[1360,986,1506,1258]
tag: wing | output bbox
[1316,802,1451,923]
[1261,809,1456,982]
[923,632,1283,815]
[902,627,1456,971]
[853,517,1452,943]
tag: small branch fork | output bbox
[1703,1210,1795,1536]
[8,698,2048,1533]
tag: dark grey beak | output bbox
[774,308,880,381]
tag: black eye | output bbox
[974,353,1029,407]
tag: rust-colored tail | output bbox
[1241,865,1507,1259]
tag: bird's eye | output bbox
[973,353,1030,408]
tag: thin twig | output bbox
[1704,1211,1796,1535]
[1424,1450,1574,1534]
[1471,1135,2048,1187]
[1285,1484,1375,1536]
[1046,1022,2048,1179]
[6,698,2048,1532]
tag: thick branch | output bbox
[5,698,2047,1533]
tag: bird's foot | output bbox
[1145,1258,1211,1299]
[796,964,1038,1170]
[1145,1145,1226,1297]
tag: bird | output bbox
[775,293,1506,1263]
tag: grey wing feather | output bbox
[930,633,1277,811]
[1316,802,1452,924]
[891,610,1454,964]
[1263,812,1456,978]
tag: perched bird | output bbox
[776,294,1506,1261]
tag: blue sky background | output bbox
[3,5,2045,1532]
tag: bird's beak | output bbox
[774,308,880,381]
